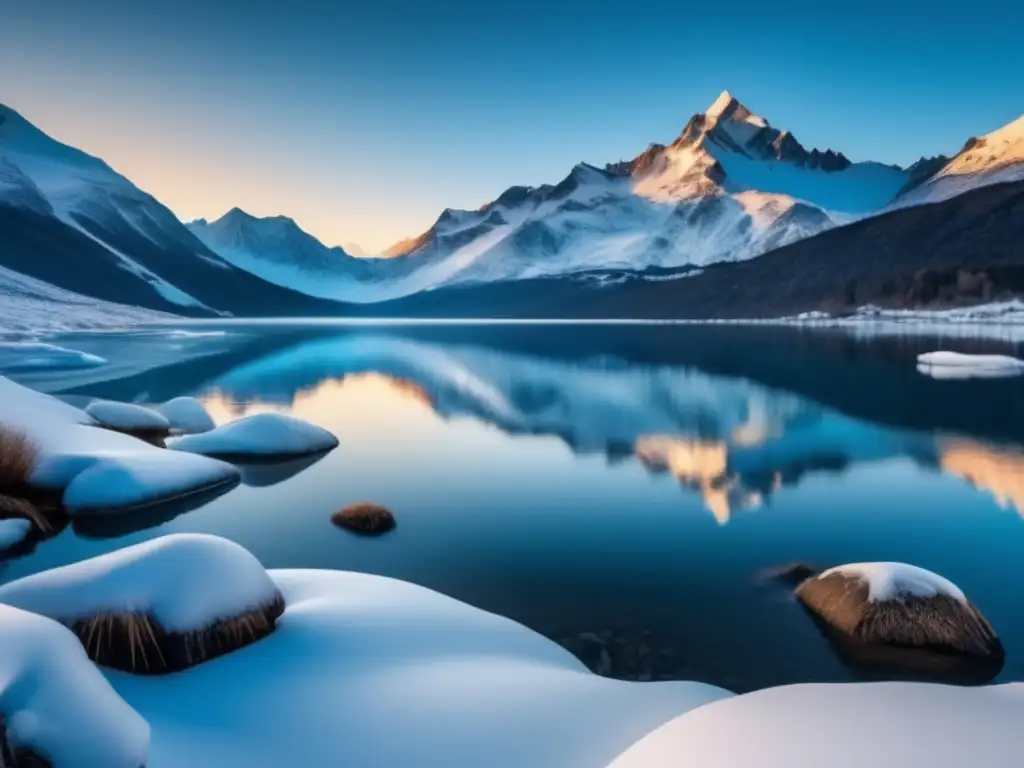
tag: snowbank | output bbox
[86,399,170,433]
[157,396,216,434]
[0,341,105,371]
[102,564,731,767]
[796,562,1001,661]
[168,412,339,458]
[0,375,240,512]
[0,534,283,673]
[607,681,1024,768]
[0,603,149,767]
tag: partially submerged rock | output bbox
[758,561,818,585]
[0,604,149,766]
[157,396,216,435]
[332,502,397,535]
[86,399,171,440]
[795,562,1003,660]
[169,412,339,459]
[0,534,285,674]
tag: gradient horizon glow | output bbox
[3,0,1022,252]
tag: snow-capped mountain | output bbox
[188,209,392,302]
[894,113,1024,208]
[0,104,339,316]
[379,91,911,293]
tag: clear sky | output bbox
[2,0,1022,253]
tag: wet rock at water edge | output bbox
[332,502,397,536]
[796,563,1004,667]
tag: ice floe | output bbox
[917,351,1024,379]
[0,341,106,371]
[168,412,339,458]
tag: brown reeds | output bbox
[331,502,396,535]
[69,591,286,674]
[0,425,39,491]
[796,572,1003,660]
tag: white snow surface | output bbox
[0,534,279,632]
[104,566,731,768]
[0,603,150,767]
[607,681,1024,768]
[86,400,170,431]
[0,375,240,511]
[168,412,338,457]
[156,396,216,434]
[0,341,105,370]
[0,517,31,549]
[0,263,176,336]
[817,562,967,604]
[896,114,1024,208]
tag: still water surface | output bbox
[5,324,1024,692]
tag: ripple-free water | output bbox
[5,324,1024,692]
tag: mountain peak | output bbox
[704,90,768,129]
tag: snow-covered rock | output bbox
[0,534,283,673]
[168,412,339,458]
[156,396,217,434]
[104,566,731,767]
[606,681,1024,768]
[0,603,150,767]
[86,399,170,434]
[61,450,240,513]
[0,341,105,371]
[795,562,1002,660]
[0,516,32,549]
[0,374,240,512]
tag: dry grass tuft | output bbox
[0,426,39,491]
[70,591,286,675]
[331,502,397,536]
[796,572,1003,660]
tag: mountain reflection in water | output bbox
[8,324,1024,691]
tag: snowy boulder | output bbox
[606,681,1024,768]
[0,517,32,551]
[62,451,240,514]
[917,351,1024,379]
[0,604,149,767]
[156,396,216,435]
[332,502,397,535]
[795,563,1003,661]
[85,399,170,438]
[168,412,339,459]
[0,342,106,372]
[0,534,285,674]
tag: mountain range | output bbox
[0,92,1022,321]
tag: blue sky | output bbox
[2,0,1022,251]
